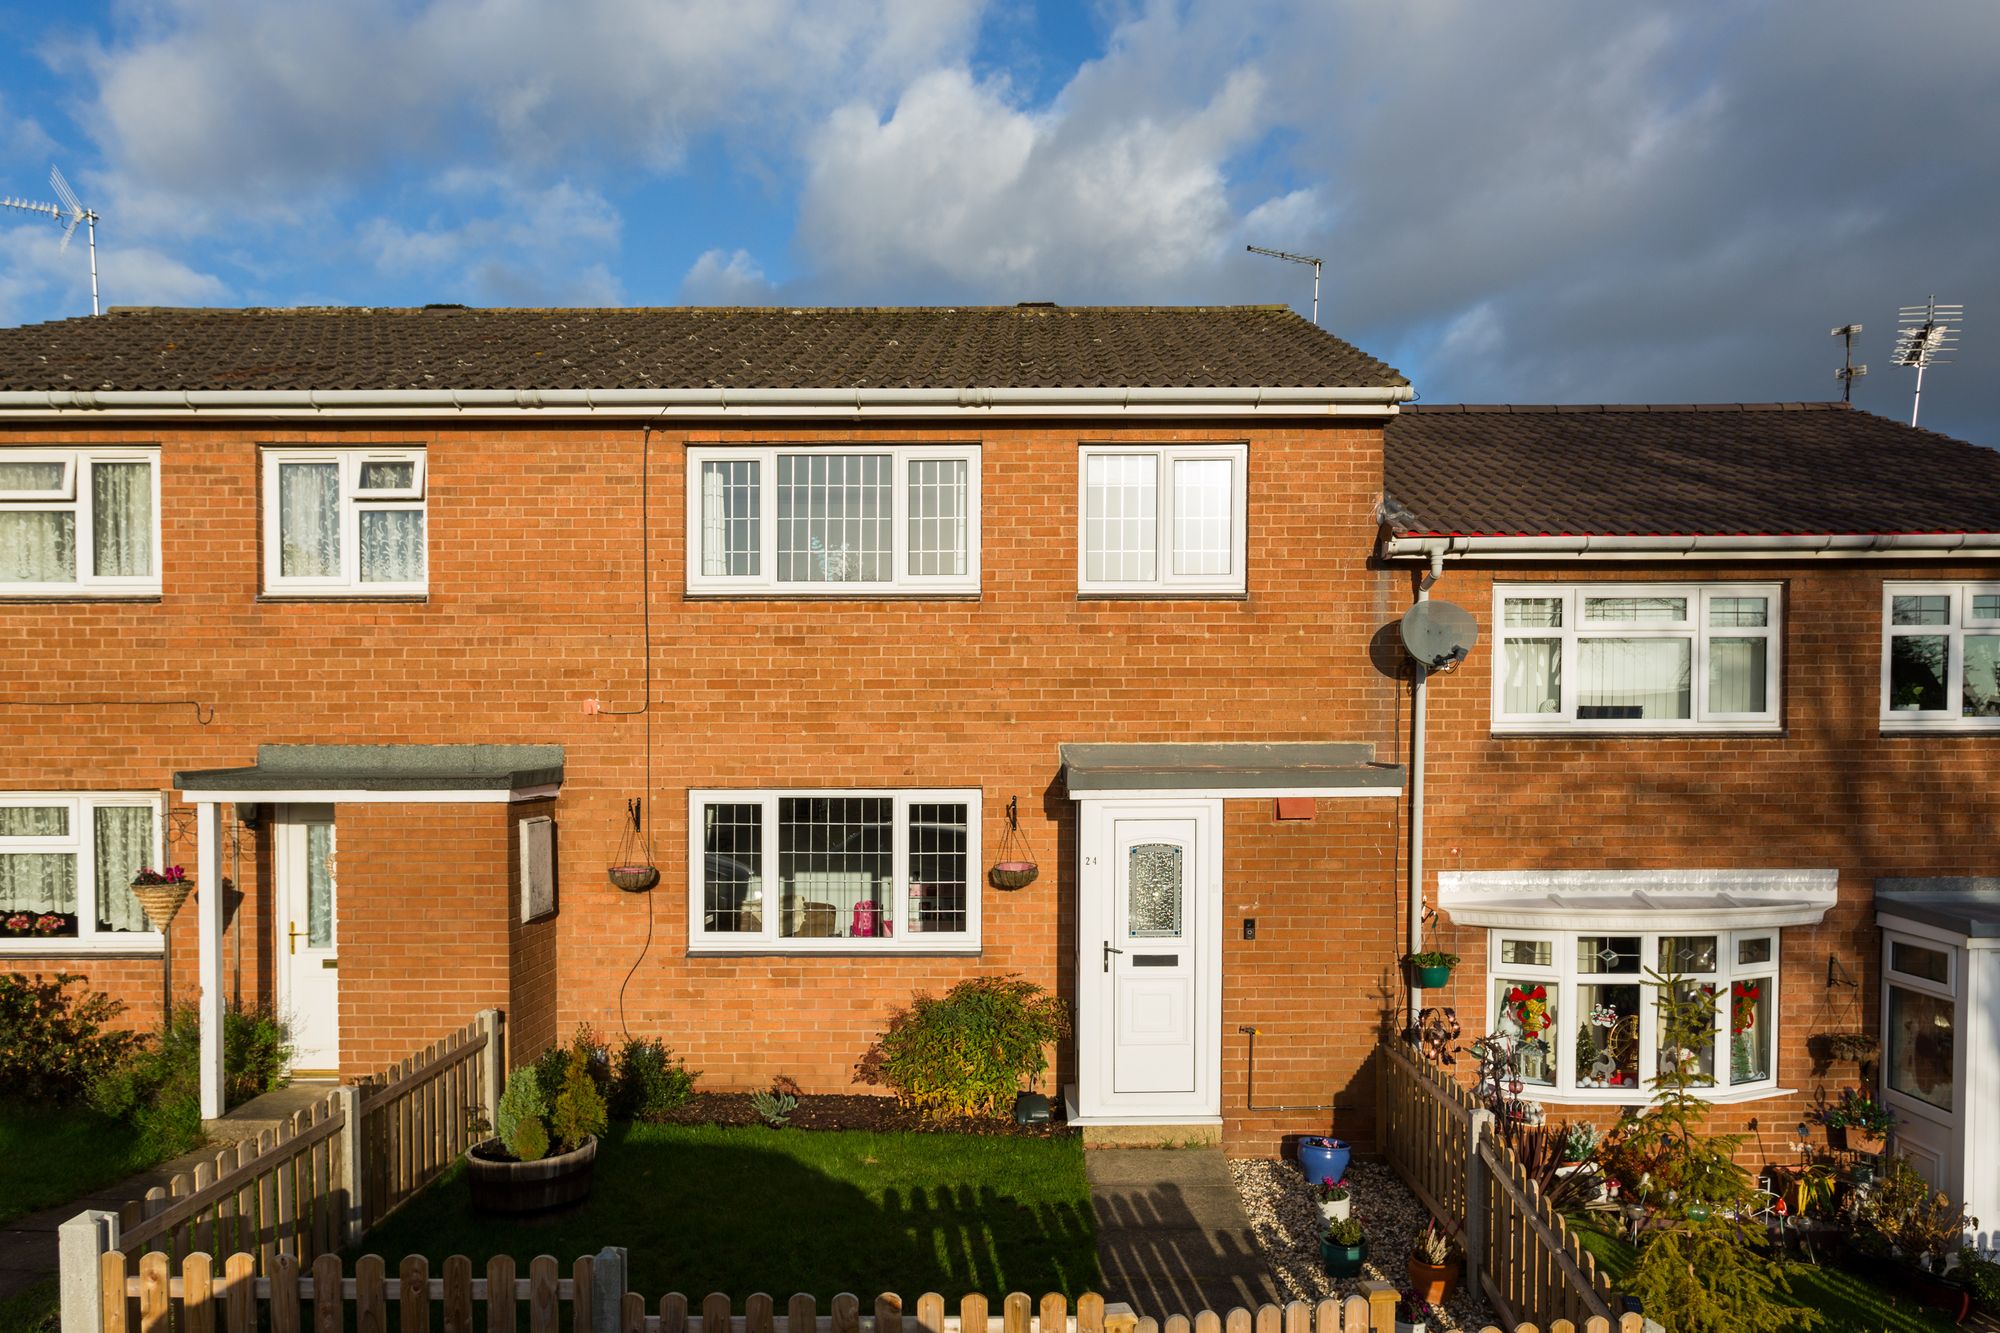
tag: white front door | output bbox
[1076,799,1221,1121]
[274,805,340,1074]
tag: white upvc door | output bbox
[1076,798,1222,1122]
[274,805,340,1074]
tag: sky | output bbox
[0,1,1994,444]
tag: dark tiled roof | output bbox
[1385,403,2000,537]
[0,304,1406,392]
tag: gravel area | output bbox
[1229,1157,1498,1331]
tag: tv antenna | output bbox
[1246,245,1323,325]
[1889,296,1961,428]
[1,166,100,315]
[1829,323,1865,404]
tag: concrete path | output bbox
[0,1083,333,1304]
[1086,1148,1279,1317]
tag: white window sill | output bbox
[0,938,163,956]
[688,943,981,957]
[683,587,980,599]
[259,590,429,601]
[0,587,163,600]
[1078,588,1247,599]
[1492,724,1784,738]
[1879,721,2000,735]
[1513,1084,1792,1108]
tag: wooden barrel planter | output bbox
[465,1135,598,1214]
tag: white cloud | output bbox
[0,222,226,324]
[680,249,778,305]
[0,94,57,162]
[358,179,624,305]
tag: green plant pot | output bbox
[1409,963,1453,989]
[1320,1235,1368,1278]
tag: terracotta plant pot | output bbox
[1829,1125,1889,1156]
[466,1135,598,1214]
[1407,1257,1459,1305]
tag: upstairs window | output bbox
[0,794,163,953]
[0,449,159,595]
[262,449,427,595]
[1882,583,2000,728]
[1078,444,1246,594]
[1494,584,1781,732]
[685,445,980,595]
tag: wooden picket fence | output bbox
[1376,1041,1621,1332]
[73,1010,504,1284]
[79,1248,1650,1333]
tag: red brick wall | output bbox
[507,799,560,1068]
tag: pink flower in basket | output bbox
[132,865,188,885]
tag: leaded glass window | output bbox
[1127,843,1184,938]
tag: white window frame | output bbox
[1880,581,2000,730]
[0,792,165,954]
[1493,583,1782,732]
[1879,927,1959,1126]
[1483,926,1782,1104]
[686,788,982,954]
[684,445,981,596]
[0,448,161,596]
[261,448,428,596]
[1076,443,1248,595]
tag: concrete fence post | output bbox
[477,1008,505,1124]
[590,1247,628,1333]
[334,1084,365,1247]
[59,1209,118,1333]
[1464,1108,1494,1299]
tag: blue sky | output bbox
[1,1,1995,443]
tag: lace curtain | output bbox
[279,462,341,577]
[359,510,423,583]
[92,461,153,577]
[94,806,153,932]
[0,511,76,582]
[0,805,75,915]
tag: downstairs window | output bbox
[0,794,164,952]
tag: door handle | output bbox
[288,922,300,956]
[1102,940,1125,973]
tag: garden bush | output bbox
[868,975,1068,1119]
[531,1023,611,1106]
[610,1037,698,1119]
[87,1004,292,1159]
[0,973,136,1105]
[493,1044,607,1162]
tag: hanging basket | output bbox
[608,864,660,894]
[130,880,193,932]
[988,797,1042,891]
[990,861,1040,890]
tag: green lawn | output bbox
[0,1104,186,1227]
[357,1122,1099,1302]
[0,1278,59,1333]
[1571,1219,1961,1333]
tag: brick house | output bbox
[0,306,1994,1244]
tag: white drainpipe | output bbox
[1407,546,1445,1028]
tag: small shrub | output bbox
[610,1038,697,1119]
[750,1088,798,1127]
[1958,1247,2000,1313]
[1858,1154,1973,1269]
[868,974,1068,1119]
[1323,1216,1365,1246]
[495,1066,547,1159]
[531,1024,610,1107]
[83,1003,291,1160]
[0,973,136,1105]
[547,1046,608,1152]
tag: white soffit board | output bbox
[1438,868,1840,930]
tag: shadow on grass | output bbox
[355,1122,1100,1303]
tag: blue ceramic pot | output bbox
[1298,1136,1351,1184]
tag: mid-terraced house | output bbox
[0,305,1995,1247]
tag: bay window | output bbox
[1485,927,1781,1100]
[1078,444,1246,594]
[1495,583,1781,731]
[262,449,427,595]
[0,794,164,952]
[687,789,980,952]
[685,445,981,594]
[0,449,159,595]
[1882,583,2000,728]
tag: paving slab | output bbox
[1086,1147,1279,1317]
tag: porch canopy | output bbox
[1438,868,1840,931]
[1059,741,1405,798]
[174,744,564,1118]
[1875,878,2000,937]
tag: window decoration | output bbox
[0,449,159,595]
[687,789,979,952]
[262,449,426,594]
[1127,843,1184,938]
[1078,444,1246,594]
[1485,926,1781,1100]
[0,795,163,952]
[1882,583,2000,727]
[685,445,980,595]
[1494,583,1781,731]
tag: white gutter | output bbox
[1383,532,2000,561]
[0,384,1413,421]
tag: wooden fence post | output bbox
[59,1209,118,1333]
[333,1085,364,1247]
[478,1009,505,1122]
[1464,1107,1493,1299]
[1359,1283,1396,1333]
[590,1248,627,1333]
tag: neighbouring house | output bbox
[0,305,1994,1247]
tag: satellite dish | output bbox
[1400,600,1479,672]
